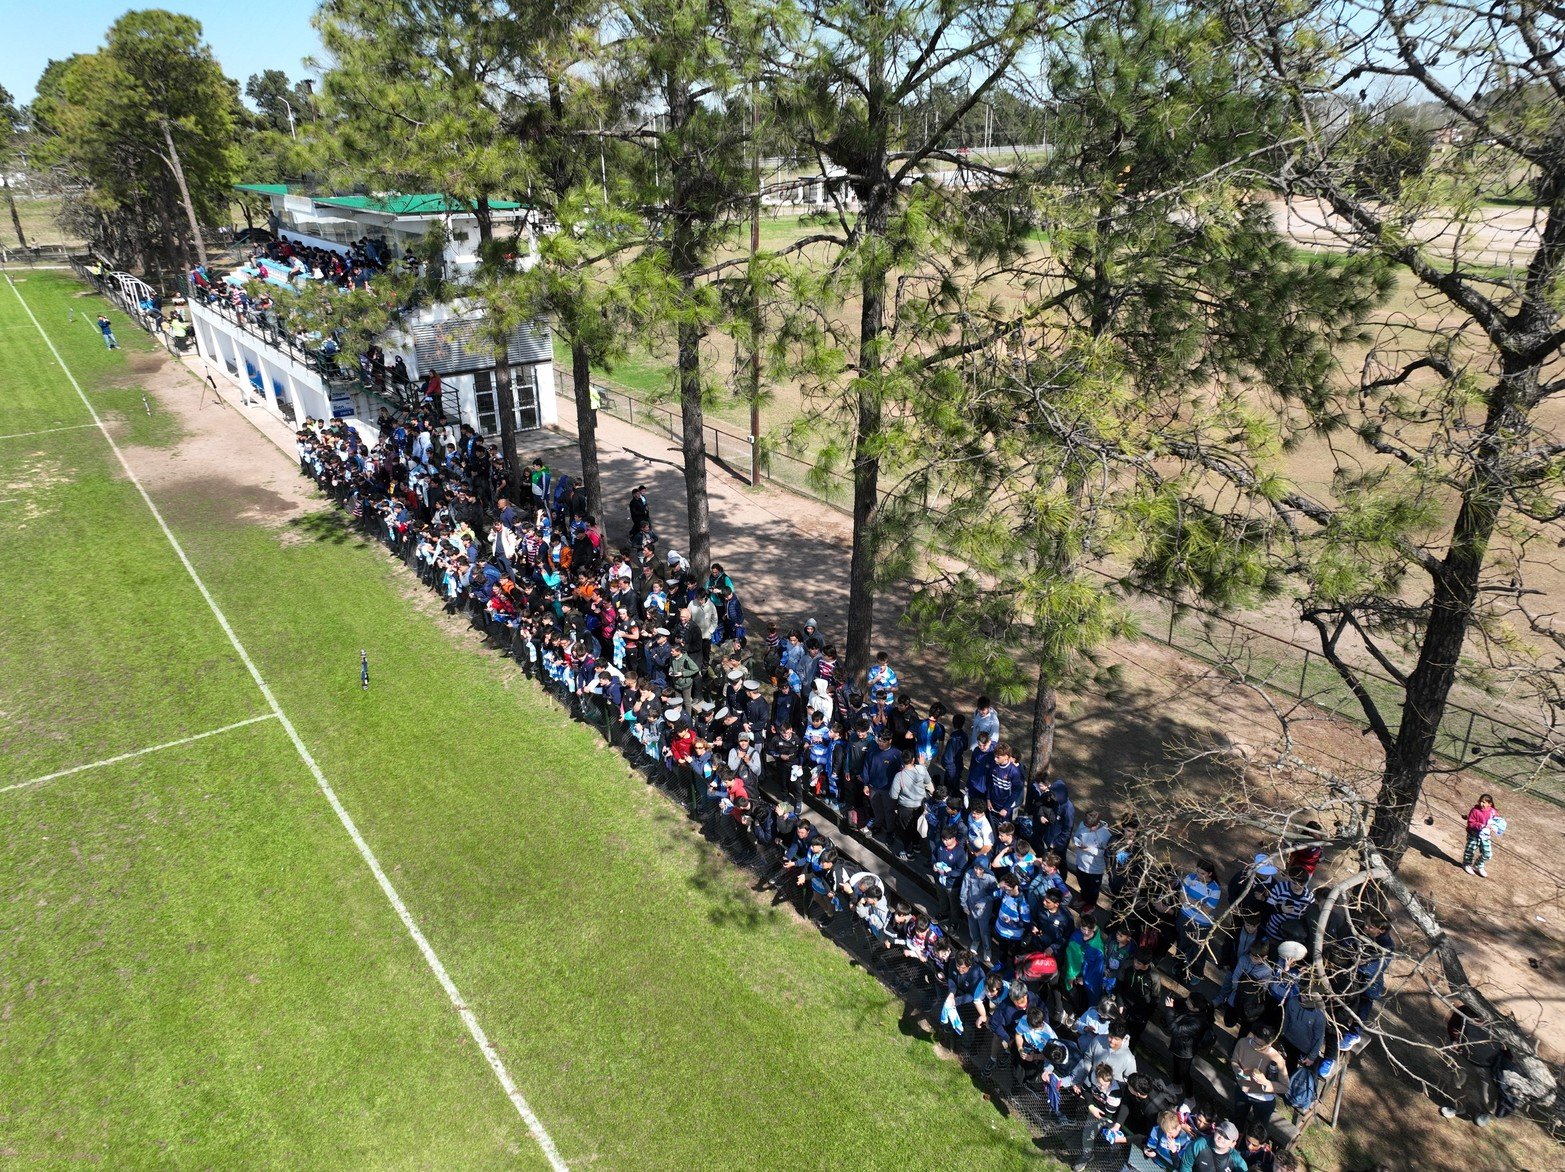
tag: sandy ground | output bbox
[119,338,1563,1170]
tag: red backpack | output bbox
[1015,952,1058,981]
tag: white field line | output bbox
[1,715,280,795]
[3,273,569,1172]
[0,422,99,441]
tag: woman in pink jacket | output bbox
[1462,793,1497,877]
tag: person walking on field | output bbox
[96,314,119,350]
[1462,793,1502,878]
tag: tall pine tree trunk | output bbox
[668,79,712,579]
[844,9,889,681]
[1371,382,1523,866]
[3,174,26,250]
[846,195,890,679]
[1029,671,1057,780]
[676,293,712,578]
[571,336,603,522]
[159,118,207,267]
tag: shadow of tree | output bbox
[685,836,783,932]
[289,508,365,547]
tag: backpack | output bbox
[1285,1065,1321,1110]
[1015,952,1059,982]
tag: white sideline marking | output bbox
[1,715,280,795]
[4,274,569,1172]
[0,422,98,441]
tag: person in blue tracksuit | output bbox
[967,730,996,809]
[940,713,969,792]
[988,743,1024,819]
[943,951,989,1033]
[961,853,999,967]
[993,870,1034,968]
[931,825,969,921]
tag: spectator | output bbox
[1261,867,1313,942]
[1130,1107,1190,1170]
[1339,916,1393,1050]
[890,755,933,860]
[1073,1062,1128,1171]
[943,949,989,1034]
[1177,858,1223,983]
[988,742,1024,820]
[971,695,1001,745]
[1065,917,1108,1014]
[96,313,119,349]
[967,728,996,809]
[939,712,969,790]
[1161,992,1215,1095]
[1221,939,1278,1036]
[1176,1119,1246,1172]
[1069,1021,1138,1086]
[1280,989,1327,1072]
[992,869,1033,967]
[1462,793,1498,877]
[1070,810,1113,908]
[1241,1126,1275,1172]
[961,852,999,967]
[628,484,652,541]
[1229,1023,1288,1130]
[983,980,1033,1077]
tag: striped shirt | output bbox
[1264,877,1313,937]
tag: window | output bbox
[473,365,542,435]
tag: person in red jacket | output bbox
[1463,793,1497,877]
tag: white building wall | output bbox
[190,301,382,445]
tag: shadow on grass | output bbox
[685,834,784,933]
[289,509,366,547]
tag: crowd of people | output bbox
[288,409,1428,1172]
[184,236,432,397]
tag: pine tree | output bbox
[893,0,1388,777]
[770,0,1044,677]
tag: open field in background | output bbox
[0,271,1046,1169]
[564,207,1565,799]
[1,193,82,250]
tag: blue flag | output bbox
[939,1002,965,1036]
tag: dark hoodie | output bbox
[1042,779,1076,853]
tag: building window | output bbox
[474,365,542,435]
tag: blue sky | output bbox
[1,1,326,103]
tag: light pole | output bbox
[280,97,297,140]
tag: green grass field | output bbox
[0,272,1045,1168]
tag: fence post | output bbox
[1166,604,1176,646]
[1460,710,1476,759]
[627,396,634,427]
[1299,651,1310,699]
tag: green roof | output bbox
[312,193,524,216]
[235,183,291,196]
